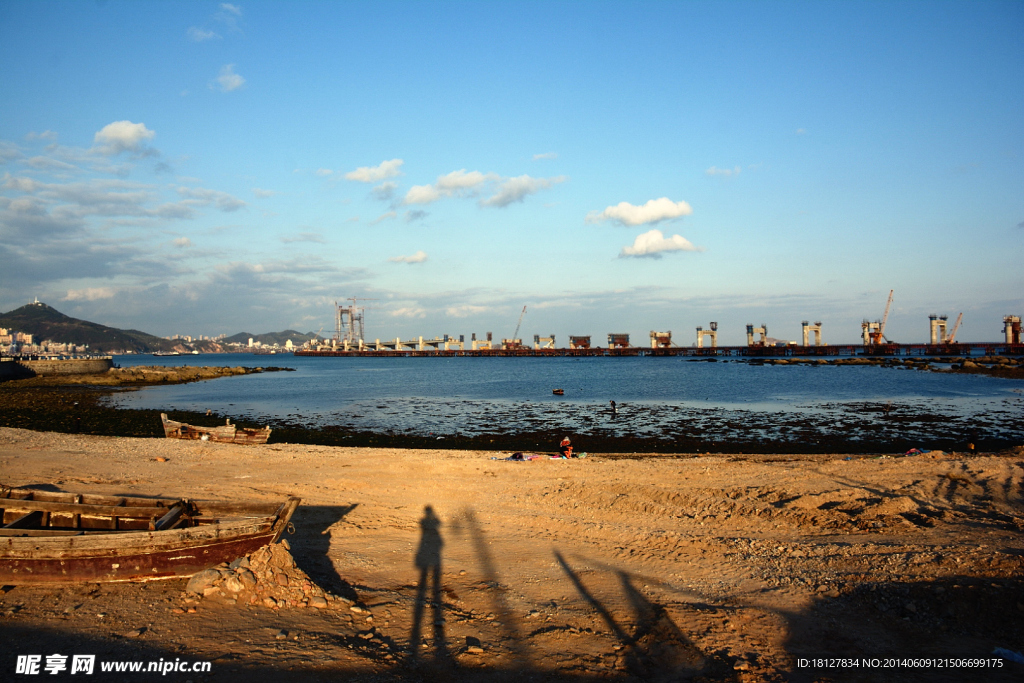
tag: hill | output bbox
[222,330,322,347]
[1,302,324,353]
[0,302,177,354]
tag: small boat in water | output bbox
[0,487,300,585]
[161,413,272,445]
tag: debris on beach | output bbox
[184,539,349,611]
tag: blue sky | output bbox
[1,0,1021,345]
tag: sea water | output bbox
[105,354,1024,445]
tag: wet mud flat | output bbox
[2,360,1023,454]
[259,385,1024,454]
[2,385,1024,455]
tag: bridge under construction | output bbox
[296,340,1022,359]
[301,299,1022,358]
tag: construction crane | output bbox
[512,305,527,341]
[947,313,963,343]
[879,289,894,342]
[864,289,894,345]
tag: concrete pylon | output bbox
[1005,315,1022,344]
[802,321,822,347]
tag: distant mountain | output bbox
[0,302,325,353]
[0,302,177,353]
[222,330,323,347]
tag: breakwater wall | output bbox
[0,357,113,380]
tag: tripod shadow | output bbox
[450,507,529,669]
[408,505,455,670]
[555,551,707,681]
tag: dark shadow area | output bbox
[449,507,529,669]
[554,551,734,681]
[1,622,339,683]
[407,505,455,674]
[286,504,359,601]
[781,575,1024,683]
[6,483,64,493]
[617,570,708,679]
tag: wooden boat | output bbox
[161,413,272,445]
[552,388,565,395]
[0,487,300,585]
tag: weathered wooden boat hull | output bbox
[161,413,272,445]
[0,489,299,585]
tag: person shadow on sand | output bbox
[408,505,454,669]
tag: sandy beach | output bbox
[1,427,1022,681]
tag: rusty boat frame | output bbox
[0,487,300,585]
[161,413,272,445]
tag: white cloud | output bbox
[619,229,702,259]
[27,156,79,173]
[64,287,117,301]
[437,169,492,192]
[175,186,246,211]
[586,197,693,227]
[26,130,58,141]
[403,184,442,205]
[532,152,558,160]
[344,159,403,183]
[172,237,193,248]
[705,166,741,177]
[188,27,220,41]
[388,250,428,264]
[93,121,156,156]
[391,307,427,318]
[403,169,562,208]
[252,188,276,198]
[281,231,325,243]
[0,175,226,237]
[214,5,242,33]
[481,174,565,207]
[403,169,494,205]
[445,304,489,317]
[315,168,333,177]
[0,142,22,164]
[214,64,245,92]
[369,211,397,225]
[796,128,807,135]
